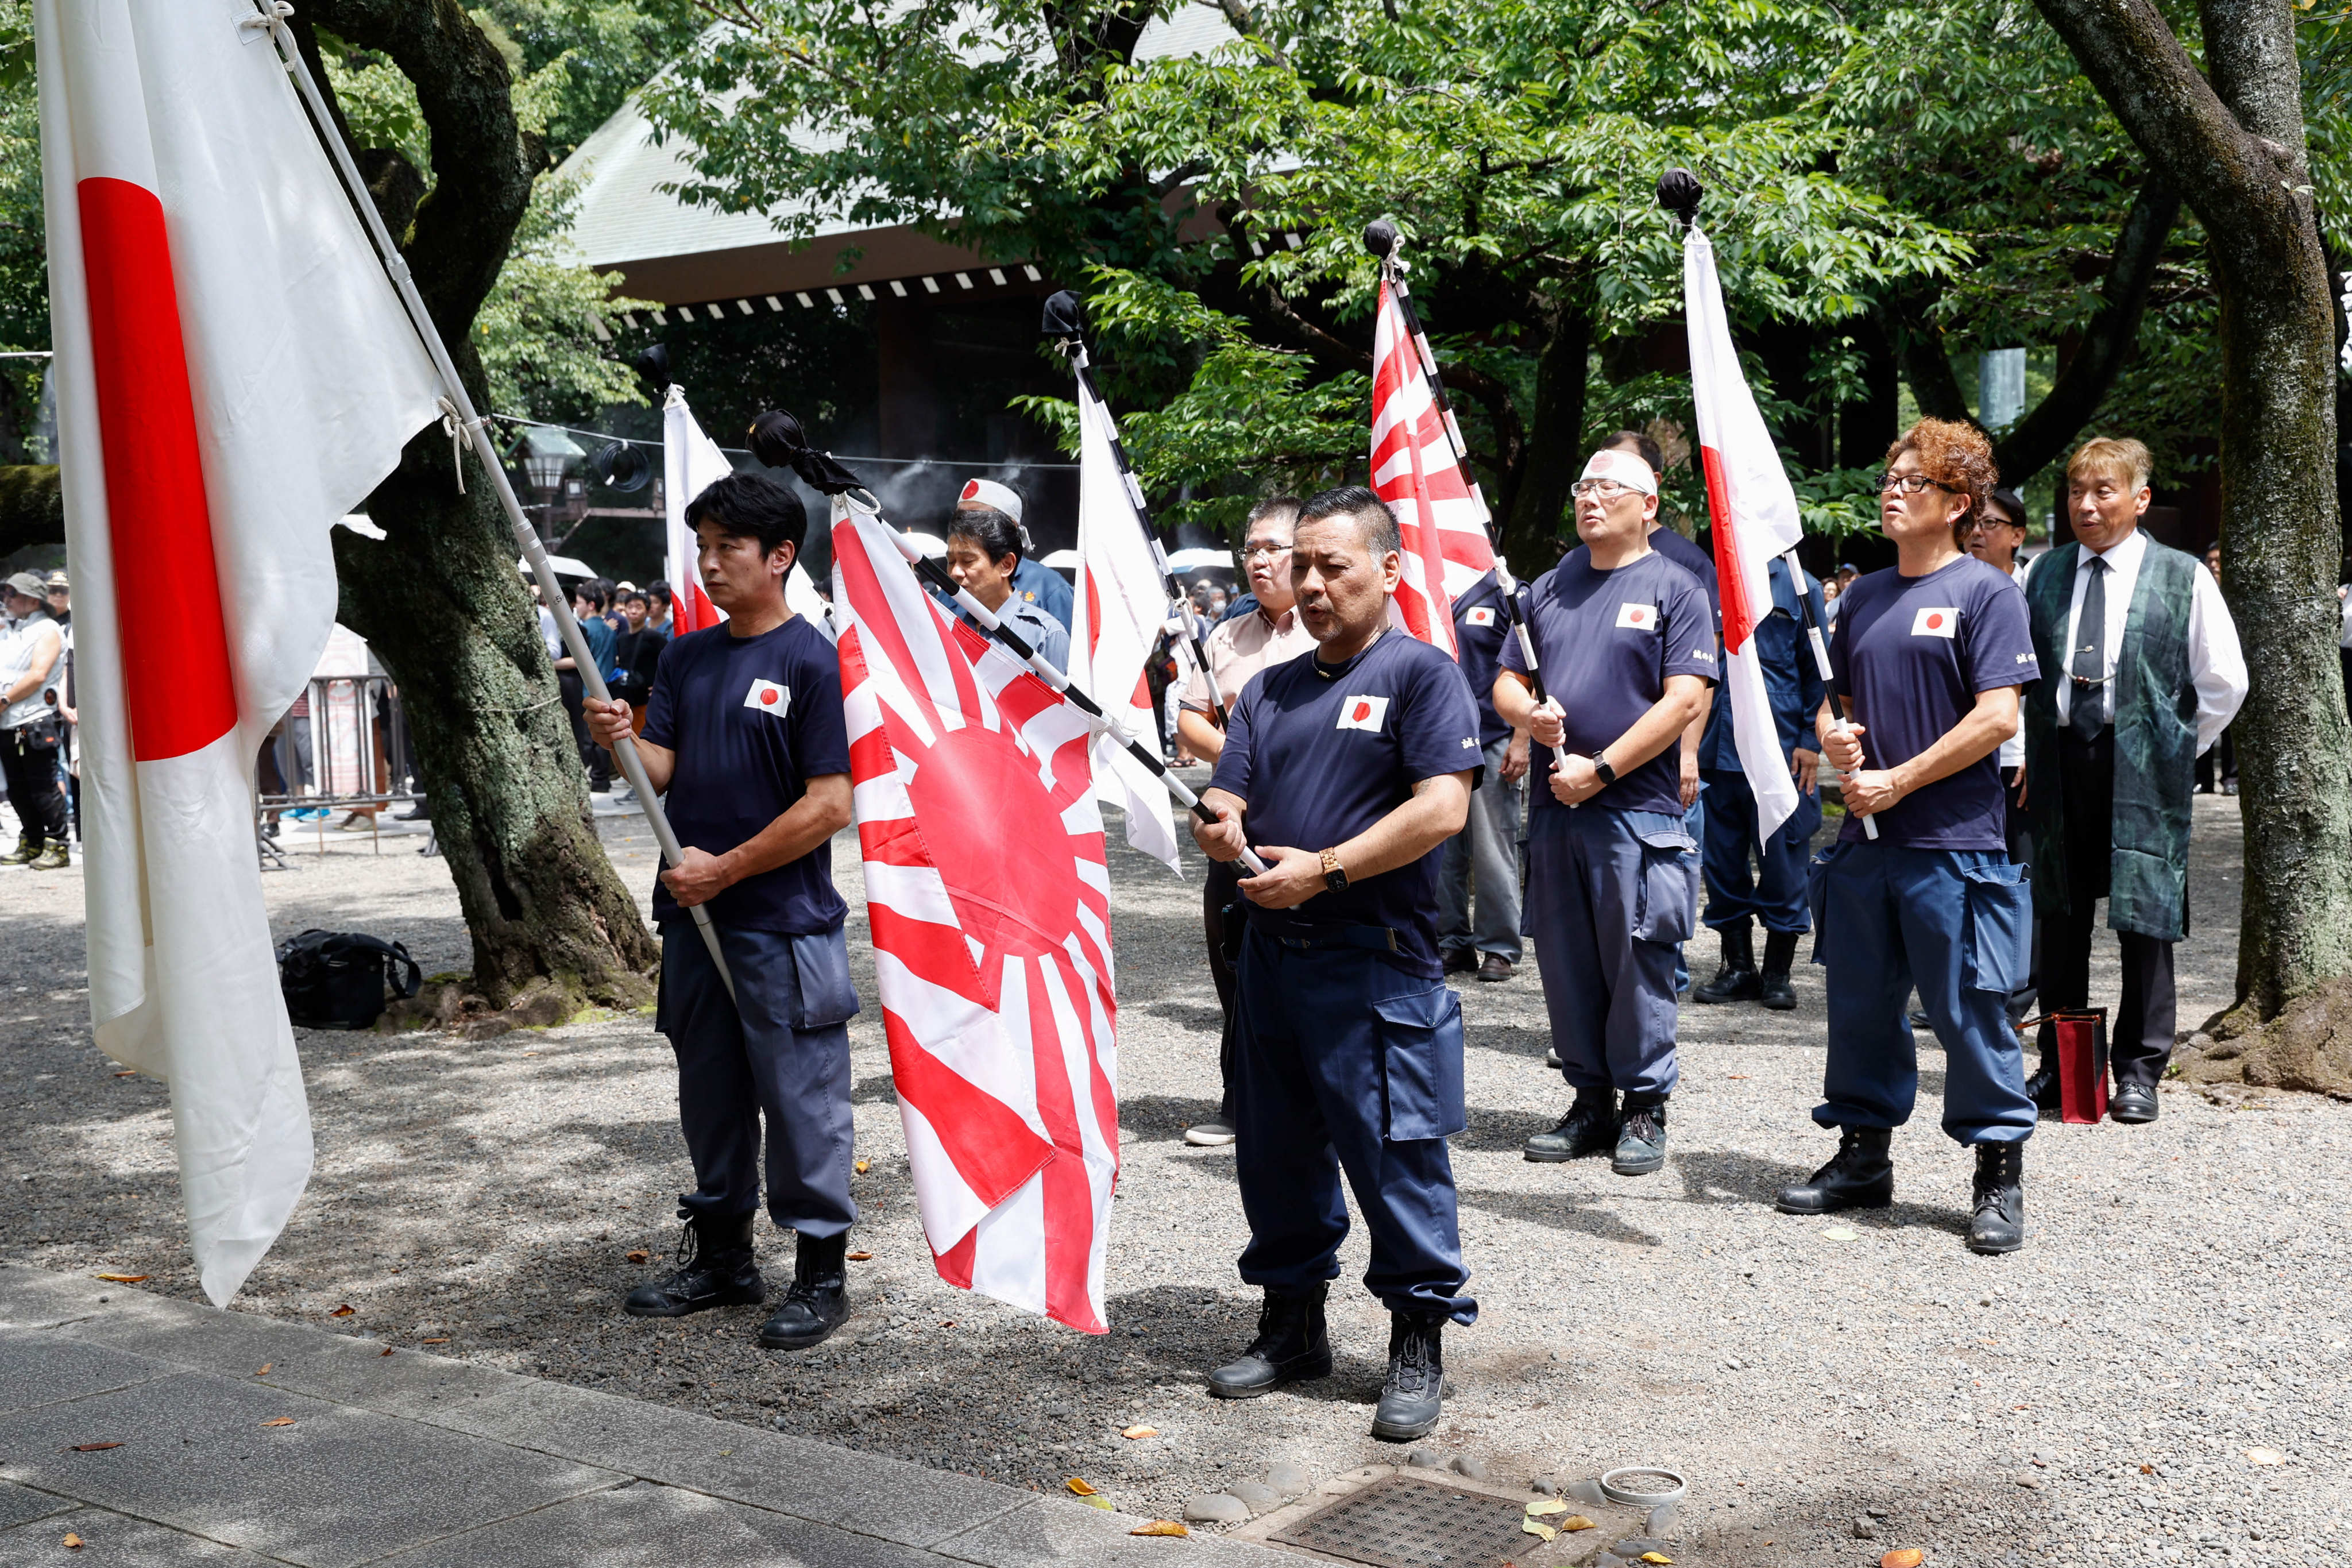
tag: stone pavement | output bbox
[0,1263,1291,1567]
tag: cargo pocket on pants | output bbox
[1632,829,1698,945]
[787,924,863,1029]
[1962,861,2032,994]
[1805,843,1844,967]
[1374,985,1467,1142]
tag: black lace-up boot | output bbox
[757,1230,851,1350]
[1521,1087,1619,1163]
[1369,1312,1446,1442]
[1774,1127,1894,1214]
[623,1208,763,1317]
[1692,921,1759,1005]
[1758,930,1801,1011]
[1967,1142,2025,1254]
[1612,1096,1669,1175]
[1208,1283,1333,1398]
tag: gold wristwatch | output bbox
[1320,848,1349,893]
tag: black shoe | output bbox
[756,1230,851,1349]
[1691,922,1759,1004]
[624,1209,764,1317]
[1758,930,1799,1010]
[2109,1080,2160,1124]
[589,779,612,794]
[1477,953,1514,983]
[2023,1059,2061,1112]
[1612,1098,1667,1175]
[1522,1087,1619,1163]
[1968,1142,2025,1253]
[393,803,430,821]
[1442,947,1479,975]
[1909,1009,1933,1031]
[1543,1046,1561,1069]
[1775,1126,1894,1214]
[1370,1312,1445,1442]
[1207,1284,1333,1398]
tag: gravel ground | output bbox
[2,791,2347,1566]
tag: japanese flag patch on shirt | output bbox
[1337,694,1390,732]
[1911,607,1959,638]
[743,677,792,716]
[1463,606,1496,627]
[1616,602,1658,631]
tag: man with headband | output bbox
[1494,447,1715,1176]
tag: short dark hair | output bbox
[683,471,807,562]
[648,581,673,606]
[1607,428,1664,479]
[1246,495,1303,536]
[622,588,650,608]
[1297,485,1401,558]
[947,505,1024,566]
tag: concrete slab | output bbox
[0,1373,624,1568]
[52,1291,472,1409]
[0,1507,280,1566]
[377,1480,949,1568]
[0,1331,179,1416]
[0,1480,75,1532]
[0,1264,117,1331]
[928,1496,1294,1568]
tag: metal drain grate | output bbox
[1269,1473,1532,1568]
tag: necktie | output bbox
[2071,555,2108,739]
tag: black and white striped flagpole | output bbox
[1041,292,1231,730]
[747,413,1270,876]
[1363,221,1546,702]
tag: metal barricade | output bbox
[256,674,427,864]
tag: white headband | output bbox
[957,477,1024,524]
[1580,448,1658,496]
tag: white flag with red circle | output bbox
[35,0,446,1301]
[829,505,1120,1333]
[1369,280,1496,659]
[662,388,832,640]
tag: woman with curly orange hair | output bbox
[1775,418,2041,1254]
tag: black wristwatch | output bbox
[1591,754,1619,787]
[1320,848,1349,893]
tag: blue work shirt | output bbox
[643,613,852,932]
[1503,546,1717,820]
[1009,555,1073,635]
[1209,628,1483,978]
[1829,554,2038,851]
[1450,571,1514,750]
[1700,556,1828,768]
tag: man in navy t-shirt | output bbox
[1775,420,2038,1255]
[1437,571,1528,982]
[1193,486,1480,1444]
[586,472,863,1348]
[1496,447,1715,1178]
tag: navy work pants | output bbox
[1528,806,1694,1101]
[1233,928,1476,1323]
[1700,766,1820,933]
[1439,736,1524,963]
[658,920,860,1235]
[1810,841,2035,1145]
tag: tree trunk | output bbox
[1499,305,1589,571]
[0,465,62,557]
[2033,0,2352,1071]
[304,0,656,1012]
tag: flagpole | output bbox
[250,5,740,996]
[1362,222,1544,701]
[1041,293,1230,729]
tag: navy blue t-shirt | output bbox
[1829,554,2037,849]
[1451,573,1512,749]
[1208,629,1482,976]
[1503,546,1717,820]
[643,615,852,932]
[1648,524,1721,629]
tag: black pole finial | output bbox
[1362,219,1401,260]
[628,342,671,397]
[747,409,869,496]
[1656,169,1704,231]
[1041,289,1084,341]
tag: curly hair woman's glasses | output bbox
[1877,474,1956,497]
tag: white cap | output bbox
[1579,447,1658,496]
[957,477,1023,523]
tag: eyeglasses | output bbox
[1878,474,1955,497]
[1242,542,1289,561]
[1569,478,1642,501]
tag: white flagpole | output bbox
[246,4,738,995]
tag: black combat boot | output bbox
[1774,1127,1894,1214]
[1612,1096,1669,1175]
[757,1230,851,1350]
[624,1208,763,1317]
[1691,921,1760,1005]
[1967,1142,2025,1254]
[1370,1312,1446,1442]
[2022,1055,2062,1113]
[1757,930,1800,1011]
[1207,1283,1333,1398]
[1521,1087,1619,1163]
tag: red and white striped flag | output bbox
[1370,280,1495,659]
[36,0,445,1300]
[1685,223,1803,841]
[829,506,1120,1333]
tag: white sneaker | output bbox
[1184,1118,1237,1148]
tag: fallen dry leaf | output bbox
[379,1347,395,1357]
[421,1338,450,1345]
[68,1443,121,1453]
[1524,1499,1566,1517]
[261,1418,296,1427]
[1121,1425,1158,1439]
[113,1069,136,1077]
[1727,1073,1749,1080]
[2245,1447,2287,1465]
[2138,1463,2154,1475]
[93,1273,147,1284]
[1639,1554,1673,1565]
[1130,1520,1188,1537]
[254,1364,272,1376]
[846,1252,872,1261]
[62,1534,82,1549]
[626,1250,649,1264]
[1079,1496,1113,1512]
[1066,1478,1099,1496]
[1521,1519,1557,1543]
[328,1305,354,1318]
[1880,1550,1926,1568]
[1560,1515,1597,1531]
[855,1158,871,1174]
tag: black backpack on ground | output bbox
[275,929,422,1029]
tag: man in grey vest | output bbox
[2022,438,2245,1123]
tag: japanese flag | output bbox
[743,677,791,716]
[1337,695,1390,732]
[1464,607,1496,628]
[1912,607,1959,638]
[1616,603,1658,631]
